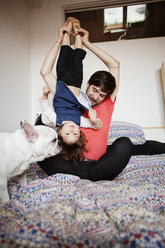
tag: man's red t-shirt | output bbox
[80,97,115,161]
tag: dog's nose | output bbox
[20,120,27,128]
[20,121,23,127]
[52,138,57,143]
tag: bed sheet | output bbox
[0,154,165,248]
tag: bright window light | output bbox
[127,4,146,24]
[104,7,123,31]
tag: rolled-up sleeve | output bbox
[80,116,102,129]
[39,98,56,128]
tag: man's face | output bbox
[86,83,108,107]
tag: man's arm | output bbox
[77,27,120,102]
[40,41,61,95]
[40,20,71,95]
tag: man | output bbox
[37,21,165,181]
[75,26,120,161]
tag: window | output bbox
[104,7,123,32]
[127,5,146,24]
[65,1,165,42]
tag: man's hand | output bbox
[57,19,74,44]
[75,26,89,46]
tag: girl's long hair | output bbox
[58,130,87,164]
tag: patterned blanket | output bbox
[0,122,165,248]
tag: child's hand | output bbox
[88,108,97,123]
[41,86,50,100]
[88,108,102,129]
[43,86,50,96]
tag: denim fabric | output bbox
[53,81,89,126]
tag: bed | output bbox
[0,121,165,248]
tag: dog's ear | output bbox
[22,122,38,142]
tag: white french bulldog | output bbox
[0,121,61,203]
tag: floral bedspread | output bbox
[0,154,165,248]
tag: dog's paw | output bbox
[0,193,10,203]
[18,172,27,187]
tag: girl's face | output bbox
[59,121,80,144]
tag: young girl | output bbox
[40,18,102,162]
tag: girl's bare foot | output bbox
[71,18,82,48]
[65,17,74,35]
[72,18,80,34]
[64,17,81,46]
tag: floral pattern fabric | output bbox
[0,122,165,248]
[0,154,165,248]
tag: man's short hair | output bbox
[88,70,116,97]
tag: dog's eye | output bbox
[51,138,57,143]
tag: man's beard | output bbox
[86,86,98,107]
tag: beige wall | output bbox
[0,0,31,132]
[0,0,165,141]
[30,0,165,140]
